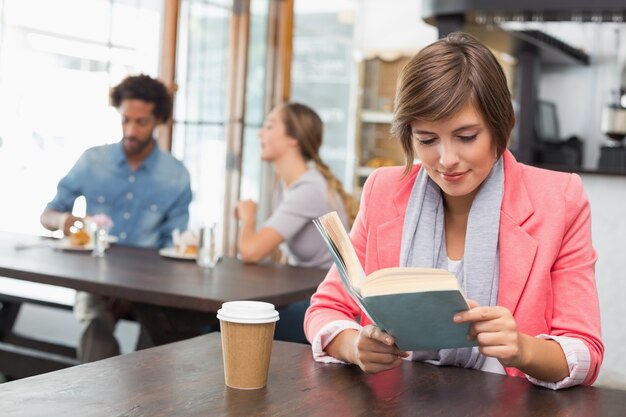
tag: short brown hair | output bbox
[391,32,515,173]
[110,74,173,122]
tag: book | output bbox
[313,211,476,351]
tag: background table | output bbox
[0,232,326,312]
[0,333,624,417]
[0,232,326,378]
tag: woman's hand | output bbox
[234,200,284,263]
[354,325,409,373]
[453,300,529,369]
[454,300,570,382]
[328,326,409,374]
[235,200,257,223]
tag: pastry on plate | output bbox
[69,229,91,247]
[172,229,199,255]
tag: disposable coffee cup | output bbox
[217,301,279,389]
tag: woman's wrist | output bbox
[508,334,569,382]
[517,333,534,369]
[496,332,533,369]
[237,214,255,228]
[238,219,257,239]
[326,328,359,364]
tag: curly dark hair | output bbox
[110,74,173,122]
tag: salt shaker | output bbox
[92,226,109,257]
[197,224,219,268]
[89,214,113,258]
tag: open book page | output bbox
[313,212,376,323]
[362,268,461,297]
[314,211,366,292]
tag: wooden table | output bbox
[0,232,326,378]
[0,333,624,417]
[0,232,326,312]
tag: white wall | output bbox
[354,0,437,57]
[581,173,626,390]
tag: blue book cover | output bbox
[362,291,475,351]
[314,212,476,352]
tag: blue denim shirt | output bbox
[47,141,191,248]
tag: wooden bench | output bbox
[0,277,80,379]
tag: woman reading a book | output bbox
[304,32,603,389]
[235,102,358,342]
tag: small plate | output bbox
[52,239,94,252]
[52,235,118,252]
[158,247,196,260]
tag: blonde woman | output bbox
[235,102,358,343]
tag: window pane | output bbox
[0,0,163,235]
[244,0,270,126]
[174,0,231,124]
[291,1,358,190]
[110,0,163,75]
[240,126,262,201]
[173,0,232,229]
[240,0,270,202]
[5,0,111,43]
[172,123,226,227]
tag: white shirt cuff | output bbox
[311,320,362,364]
[525,334,590,390]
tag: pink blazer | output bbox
[305,150,603,384]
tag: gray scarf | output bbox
[400,157,504,369]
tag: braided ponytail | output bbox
[313,159,359,227]
[280,102,359,227]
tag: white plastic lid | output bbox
[217,301,279,324]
